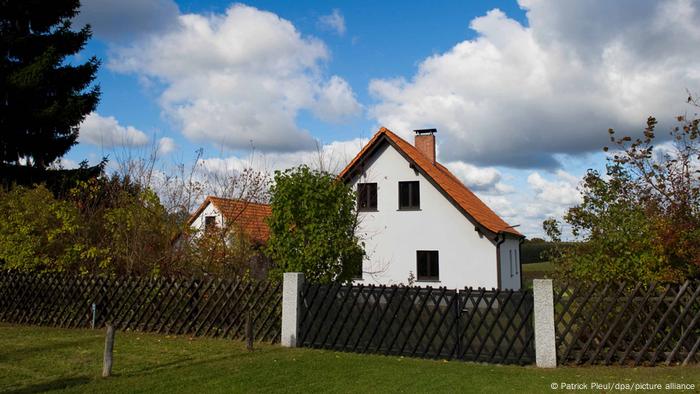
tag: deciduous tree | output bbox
[266,165,364,283]
[545,95,700,282]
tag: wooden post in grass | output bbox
[246,310,254,351]
[102,324,115,377]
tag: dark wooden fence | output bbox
[5,269,697,367]
[299,284,535,365]
[0,271,282,342]
[554,280,700,366]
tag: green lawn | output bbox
[1,323,698,393]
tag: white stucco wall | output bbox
[498,236,522,290]
[190,202,223,234]
[350,143,500,289]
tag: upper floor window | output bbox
[399,181,420,210]
[417,250,439,281]
[204,216,216,232]
[357,183,377,211]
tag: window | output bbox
[417,250,439,281]
[357,183,377,211]
[399,181,420,210]
[515,249,519,274]
[352,262,363,280]
[204,216,216,232]
[509,250,513,277]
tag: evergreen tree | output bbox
[0,0,99,168]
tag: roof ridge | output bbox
[206,195,270,207]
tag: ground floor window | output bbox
[351,261,363,280]
[416,250,439,281]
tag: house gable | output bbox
[188,196,272,244]
[347,141,501,288]
[340,128,521,240]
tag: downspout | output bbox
[495,233,506,289]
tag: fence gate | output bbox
[299,284,534,364]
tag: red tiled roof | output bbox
[188,196,272,243]
[339,127,522,237]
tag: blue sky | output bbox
[67,0,700,237]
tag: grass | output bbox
[1,323,698,393]
[522,261,554,272]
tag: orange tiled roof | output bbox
[339,127,522,237]
[188,196,272,243]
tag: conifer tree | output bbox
[0,0,99,168]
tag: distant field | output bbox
[522,261,554,272]
[522,261,554,289]
[1,323,697,393]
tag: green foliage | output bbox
[0,185,107,272]
[0,173,269,278]
[521,240,556,264]
[266,165,364,284]
[177,225,262,280]
[0,179,180,276]
[101,188,176,275]
[545,100,700,283]
[0,0,100,168]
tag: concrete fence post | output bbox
[533,279,557,368]
[281,272,305,347]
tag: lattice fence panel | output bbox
[457,288,535,364]
[299,284,534,365]
[554,280,700,366]
[0,271,282,342]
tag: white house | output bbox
[186,196,272,279]
[340,127,524,290]
[187,196,272,245]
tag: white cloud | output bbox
[49,157,80,170]
[157,137,177,155]
[312,76,363,122]
[510,169,582,236]
[200,138,367,176]
[369,1,700,168]
[444,161,513,193]
[79,112,149,148]
[471,168,584,238]
[318,9,346,36]
[527,171,580,206]
[109,4,360,152]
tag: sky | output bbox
[65,0,700,237]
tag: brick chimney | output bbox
[414,128,436,163]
